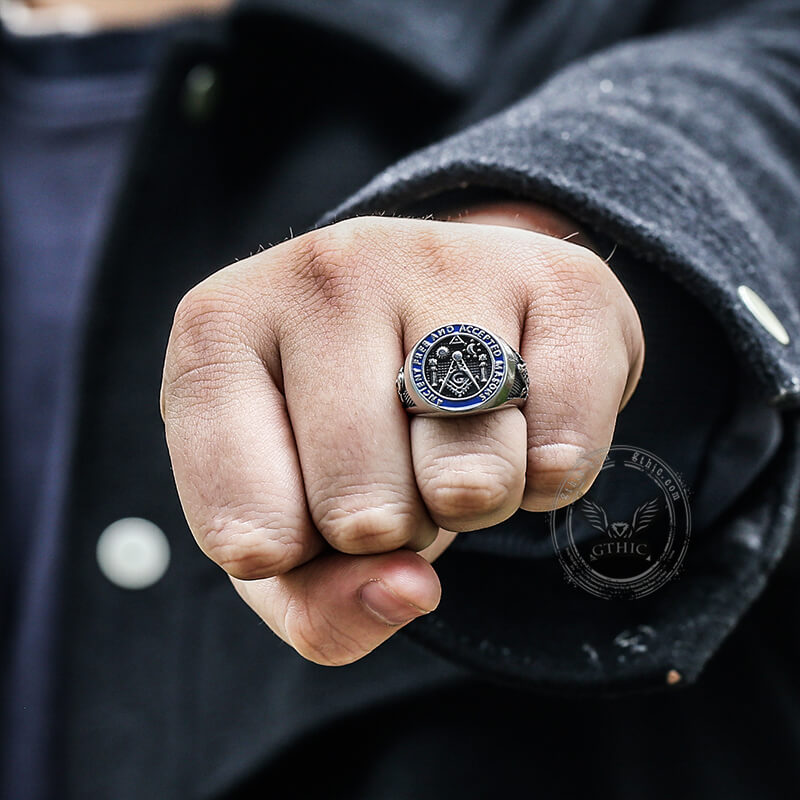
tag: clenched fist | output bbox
[160,204,643,665]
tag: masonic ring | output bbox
[396,323,529,417]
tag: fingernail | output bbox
[359,579,429,626]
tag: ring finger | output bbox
[404,319,528,532]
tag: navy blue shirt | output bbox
[0,22,179,800]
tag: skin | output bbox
[24,0,232,28]
[161,204,644,665]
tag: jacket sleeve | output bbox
[321,0,800,404]
[318,1,800,692]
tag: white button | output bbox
[738,285,790,345]
[96,518,170,590]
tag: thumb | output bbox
[231,549,441,666]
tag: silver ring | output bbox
[396,323,529,416]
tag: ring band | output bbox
[396,323,529,416]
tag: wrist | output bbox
[439,200,598,255]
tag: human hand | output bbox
[160,206,643,665]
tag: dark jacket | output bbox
[13,0,800,797]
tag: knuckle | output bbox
[200,508,307,579]
[419,453,520,526]
[168,282,252,377]
[533,246,615,317]
[285,224,361,313]
[172,282,244,344]
[524,441,602,511]
[407,225,464,270]
[315,498,420,554]
[217,547,290,581]
[282,218,403,316]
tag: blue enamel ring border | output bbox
[408,323,508,412]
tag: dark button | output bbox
[182,63,220,121]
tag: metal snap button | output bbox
[737,285,790,346]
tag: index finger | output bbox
[161,270,324,580]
